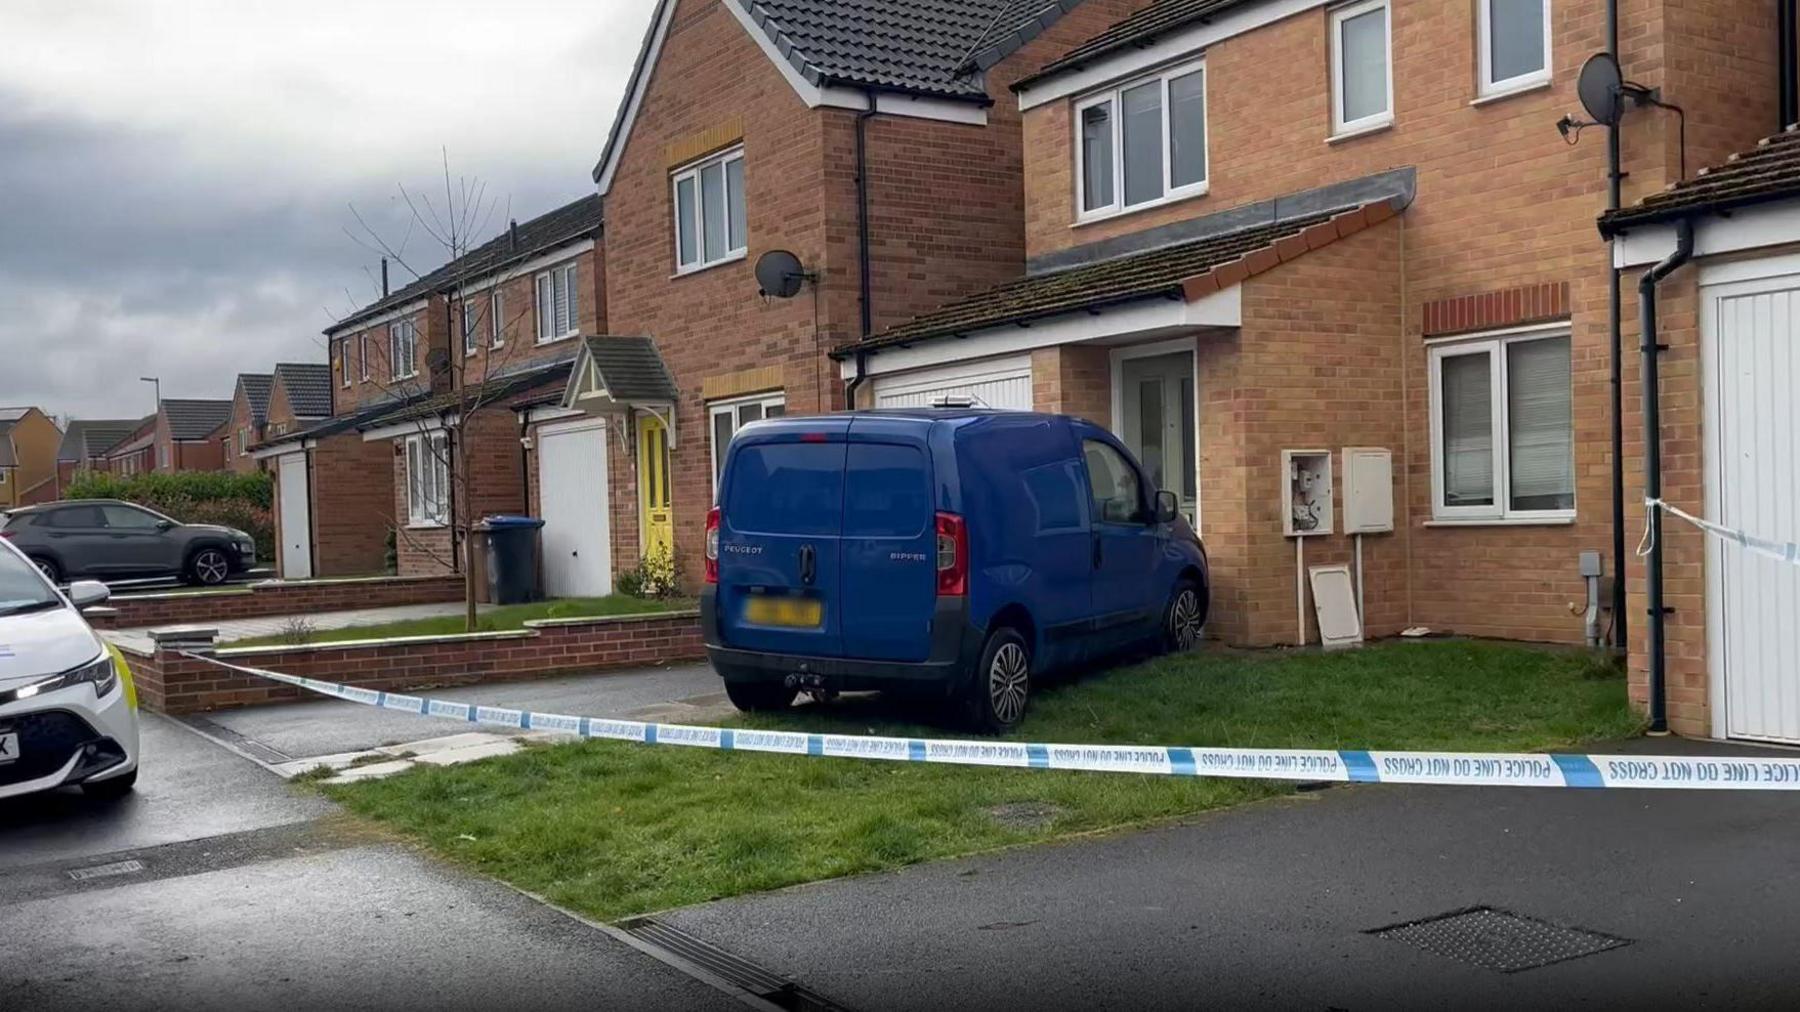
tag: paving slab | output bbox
[102,601,490,653]
[662,737,1800,1009]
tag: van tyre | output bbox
[725,680,797,713]
[186,547,231,586]
[1164,579,1204,653]
[966,627,1031,734]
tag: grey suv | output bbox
[0,500,256,586]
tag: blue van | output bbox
[701,409,1209,731]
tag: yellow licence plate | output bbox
[744,595,823,628]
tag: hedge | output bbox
[64,470,274,558]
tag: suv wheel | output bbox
[1164,579,1204,653]
[30,556,62,585]
[724,680,797,712]
[187,548,231,586]
[965,627,1030,734]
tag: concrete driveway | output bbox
[659,737,1800,1010]
[0,713,739,1011]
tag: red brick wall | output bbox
[224,387,262,474]
[391,403,535,578]
[88,574,462,629]
[125,610,702,714]
[310,434,397,576]
[454,246,603,381]
[329,302,442,414]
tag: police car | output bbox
[0,535,139,800]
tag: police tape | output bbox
[185,652,1800,791]
[1648,497,1800,567]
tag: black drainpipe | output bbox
[1638,218,1694,736]
[844,91,879,410]
[1605,0,1629,656]
[1781,0,1798,129]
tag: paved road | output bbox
[0,713,739,1011]
[189,662,729,760]
[663,736,1800,1009]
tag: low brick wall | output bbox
[88,575,465,630]
[121,610,704,714]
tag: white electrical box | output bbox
[1282,449,1333,537]
[1342,447,1394,534]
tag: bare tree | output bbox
[331,151,566,632]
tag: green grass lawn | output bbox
[228,595,692,646]
[324,640,1640,921]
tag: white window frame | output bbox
[534,261,581,344]
[404,431,450,528]
[238,427,250,457]
[359,332,370,381]
[462,298,480,356]
[1072,58,1209,223]
[339,339,351,388]
[1476,0,1552,99]
[490,289,505,349]
[390,319,418,380]
[1427,324,1575,523]
[707,392,786,492]
[671,146,747,273]
[158,444,169,470]
[1329,0,1394,137]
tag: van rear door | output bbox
[839,418,937,663]
[716,421,848,658]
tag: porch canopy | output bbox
[559,335,682,445]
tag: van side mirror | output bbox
[1154,490,1180,525]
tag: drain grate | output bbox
[177,715,292,765]
[1367,906,1629,973]
[619,916,851,1011]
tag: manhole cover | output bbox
[1367,906,1629,973]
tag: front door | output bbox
[637,414,674,561]
[1119,350,1197,525]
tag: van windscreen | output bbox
[723,443,844,536]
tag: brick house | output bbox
[824,0,1783,722]
[1598,124,1800,742]
[222,373,273,473]
[101,415,156,476]
[146,399,232,473]
[553,0,1151,592]
[0,407,62,508]
[259,195,609,583]
[49,419,140,499]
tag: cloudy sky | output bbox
[0,0,649,421]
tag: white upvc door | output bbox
[870,355,1033,410]
[537,418,612,598]
[276,453,312,580]
[1703,268,1800,743]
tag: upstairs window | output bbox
[339,339,350,387]
[1075,60,1207,220]
[673,147,746,271]
[1429,328,1574,521]
[490,290,505,348]
[390,318,419,380]
[1330,0,1392,136]
[1478,0,1551,97]
[462,299,480,356]
[535,262,580,343]
[359,332,370,381]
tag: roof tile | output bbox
[1599,127,1800,235]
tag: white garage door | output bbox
[1705,271,1800,743]
[276,452,311,580]
[537,418,612,598]
[872,356,1033,411]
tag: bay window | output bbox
[1075,59,1207,220]
[673,147,747,271]
[1429,328,1574,521]
[1478,0,1551,97]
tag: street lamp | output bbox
[139,376,160,411]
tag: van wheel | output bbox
[965,627,1031,734]
[1163,579,1204,653]
[725,681,797,713]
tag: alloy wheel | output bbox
[194,550,230,585]
[33,559,59,584]
[988,641,1029,725]
[1169,588,1202,651]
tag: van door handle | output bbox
[1091,532,1103,570]
[799,544,816,585]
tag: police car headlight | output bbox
[66,653,118,698]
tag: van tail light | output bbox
[704,507,721,584]
[935,511,967,597]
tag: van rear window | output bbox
[724,443,844,536]
[844,444,929,538]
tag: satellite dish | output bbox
[1578,52,1624,126]
[755,249,809,299]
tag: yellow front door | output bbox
[637,414,674,559]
